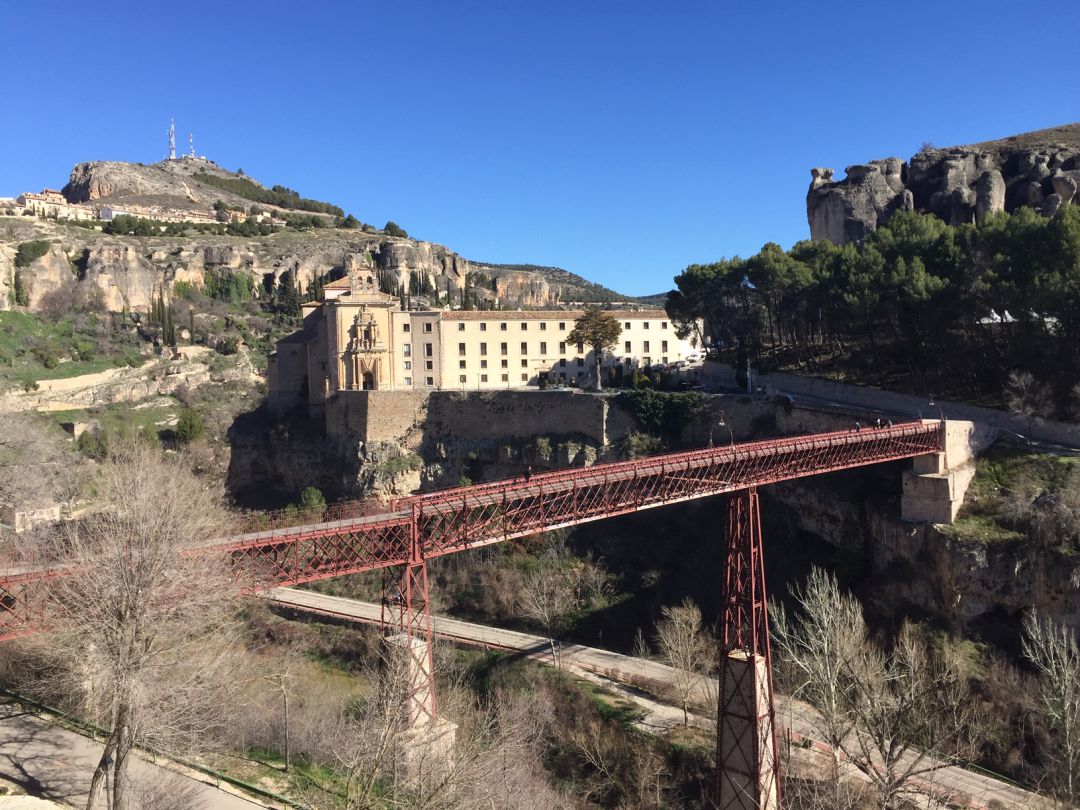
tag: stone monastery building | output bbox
[269,266,695,416]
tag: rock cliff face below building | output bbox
[807,122,1080,243]
[0,219,588,313]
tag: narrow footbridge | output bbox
[0,420,944,809]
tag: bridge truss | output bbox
[0,421,943,806]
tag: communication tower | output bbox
[168,118,176,160]
[188,132,196,159]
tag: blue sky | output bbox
[3,1,1078,295]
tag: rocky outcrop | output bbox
[808,122,1080,243]
[0,220,584,314]
[807,160,914,244]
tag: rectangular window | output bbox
[426,376,434,386]
[500,342,508,355]
[520,342,527,354]
[559,372,566,381]
[500,323,507,331]
[501,373,508,382]
[426,360,433,370]
[424,322,432,333]
[577,358,584,367]
[521,359,528,368]
[662,340,668,352]
[643,341,650,353]
[539,342,547,354]
[662,356,668,364]
[624,340,631,353]
[480,359,487,369]
[458,322,465,331]
[661,321,668,330]
[480,342,487,355]
[425,343,433,357]
[404,376,412,385]
[624,321,631,330]
[403,323,410,333]
[643,322,650,330]
[459,374,467,383]
[459,360,466,369]
[540,322,547,331]
[403,343,411,357]
[577,342,584,353]
[481,374,488,382]
[559,342,566,354]
[559,358,566,368]
[558,322,566,331]
[521,373,528,381]
[458,342,466,356]
[521,322,528,331]
[404,360,411,370]
[480,322,487,331]
[501,359,508,369]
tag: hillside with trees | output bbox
[666,207,1080,416]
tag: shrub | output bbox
[173,281,199,301]
[174,408,205,445]
[299,486,326,510]
[383,221,408,238]
[12,271,30,307]
[77,429,107,460]
[14,240,51,268]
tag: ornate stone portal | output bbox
[343,305,384,390]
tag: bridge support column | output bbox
[381,504,438,727]
[716,488,781,810]
[381,505,458,783]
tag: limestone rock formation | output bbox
[0,218,616,314]
[62,158,254,212]
[806,159,913,244]
[808,122,1080,243]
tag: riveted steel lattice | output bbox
[716,489,780,810]
[0,421,941,641]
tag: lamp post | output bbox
[710,410,734,448]
[928,395,945,423]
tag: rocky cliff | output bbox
[807,122,1080,244]
[0,218,607,313]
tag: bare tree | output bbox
[0,413,82,552]
[518,554,582,667]
[261,641,304,773]
[652,597,714,726]
[771,567,863,788]
[772,569,980,810]
[1022,611,1080,806]
[1006,369,1055,430]
[24,441,248,810]
[329,647,563,809]
[841,621,979,810]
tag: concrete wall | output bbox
[702,362,1080,447]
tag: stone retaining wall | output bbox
[702,362,1080,447]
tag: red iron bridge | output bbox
[0,420,945,810]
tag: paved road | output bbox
[270,587,1049,810]
[0,704,267,809]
